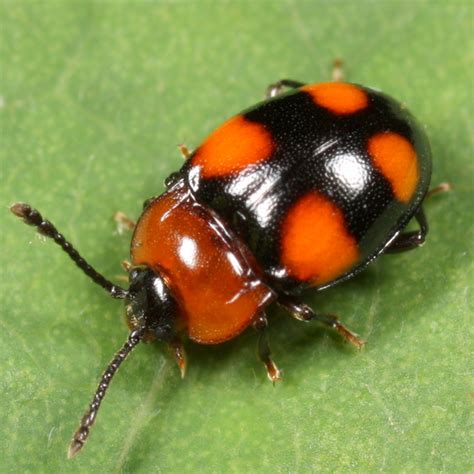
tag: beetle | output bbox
[11,65,440,457]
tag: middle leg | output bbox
[253,313,282,383]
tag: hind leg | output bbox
[265,79,306,99]
[278,295,364,349]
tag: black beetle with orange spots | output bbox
[11,64,445,457]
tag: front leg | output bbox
[278,295,365,349]
[114,211,136,234]
[169,337,187,379]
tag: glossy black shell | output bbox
[178,84,432,293]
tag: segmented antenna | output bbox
[68,329,144,458]
[10,202,128,299]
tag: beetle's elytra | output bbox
[12,69,436,457]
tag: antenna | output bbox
[68,329,144,458]
[10,202,128,299]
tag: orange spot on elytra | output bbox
[193,115,274,178]
[368,132,419,203]
[281,192,359,286]
[302,82,368,115]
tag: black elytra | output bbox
[183,84,432,292]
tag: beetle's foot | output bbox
[177,144,191,160]
[427,182,451,199]
[170,338,187,378]
[114,212,136,234]
[324,314,365,349]
[253,312,282,383]
[332,58,344,82]
[264,357,283,384]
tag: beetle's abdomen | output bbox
[131,183,275,344]
[183,82,432,292]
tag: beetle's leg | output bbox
[426,182,451,199]
[332,59,344,81]
[385,183,450,253]
[169,337,187,379]
[278,295,365,349]
[114,211,136,234]
[384,207,428,253]
[265,79,306,99]
[114,260,132,283]
[253,313,282,383]
[177,143,191,160]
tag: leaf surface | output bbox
[1,2,472,472]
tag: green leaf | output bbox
[1,1,472,472]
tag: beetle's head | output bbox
[125,266,180,343]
